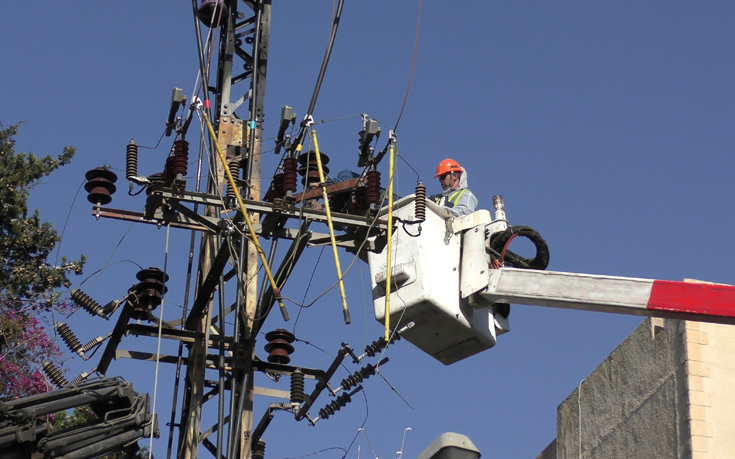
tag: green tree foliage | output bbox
[0,123,86,400]
[0,123,85,310]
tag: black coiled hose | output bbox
[489,225,550,270]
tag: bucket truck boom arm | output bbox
[366,195,735,365]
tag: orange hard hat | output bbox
[434,158,462,178]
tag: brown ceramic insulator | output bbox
[349,186,369,215]
[131,267,169,319]
[161,155,176,186]
[264,329,296,364]
[282,157,299,193]
[297,149,330,167]
[365,170,381,206]
[301,169,321,188]
[271,172,286,200]
[197,0,228,28]
[172,139,189,178]
[84,168,118,205]
[297,150,330,187]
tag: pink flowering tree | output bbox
[0,310,59,399]
[0,123,85,401]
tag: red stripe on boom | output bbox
[647,280,735,318]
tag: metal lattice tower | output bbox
[177,1,271,458]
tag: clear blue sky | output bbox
[3,2,735,459]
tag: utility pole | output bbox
[71,2,391,458]
[178,1,271,458]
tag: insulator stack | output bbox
[252,440,266,459]
[162,155,176,186]
[197,0,228,28]
[363,334,400,358]
[365,170,381,207]
[172,139,189,180]
[80,337,103,354]
[414,181,426,222]
[130,267,169,320]
[282,157,299,193]
[57,323,83,356]
[318,391,353,420]
[290,369,305,403]
[270,172,286,200]
[126,139,138,181]
[264,329,295,364]
[302,170,321,189]
[349,186,368,216]
[340,363,378,391]
[84,168,118,205]
[226,159,240,200]
[298,150,329,188]
[43,362,69,388]
[70,372,90,385]
[71,289,104,317]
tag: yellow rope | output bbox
[309,128,351,324]
[202,112,288,320]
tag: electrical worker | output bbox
[432,158,477,217]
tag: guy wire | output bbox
[52,181,84,268]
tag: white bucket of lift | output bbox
[367,195,496,365]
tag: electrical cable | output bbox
[167,76,208,458]
[135,127,169,151]
[288,0,346,154]
[392,0,422,133]
[306,0,345,121]
[52,181,84,269]
[148,223,170,459]
[280,184,393,310]
[293,246,325,336]
[489,225,550,270]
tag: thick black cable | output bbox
[307,0,344,119]
[291,0,346,151]
[489,226,550,270]
[191,0,211,108]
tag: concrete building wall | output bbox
[555,318,688,458]
[545,317,735,459]
[534,439,556,459]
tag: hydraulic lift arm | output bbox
[366,195,735,365]
[480,268,735,326]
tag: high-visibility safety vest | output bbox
[435,189,467,209]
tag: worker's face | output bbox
[439,172,457,191]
